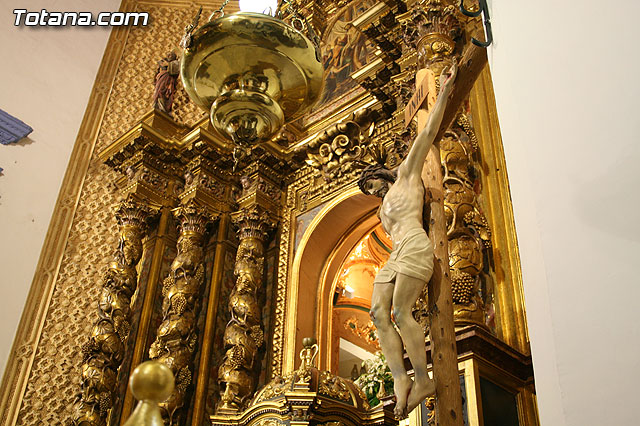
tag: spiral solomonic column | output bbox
[71,196,155,426]
[217,205,277,412]
[441,115,492,326]
[148,200,217,425]
[403,0,493,327]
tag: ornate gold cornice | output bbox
[232,206,278,242]
[99,110,311,191]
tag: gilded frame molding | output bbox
[469,66,529,353]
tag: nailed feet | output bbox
[393,374,413,419]
[406,377,436,415]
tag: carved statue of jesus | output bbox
[358,63,457,419]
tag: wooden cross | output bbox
[417,43,488,426]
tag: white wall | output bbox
[0,0,118,376]
[489,1,640,424]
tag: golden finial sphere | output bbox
[302,337,317,347]
[129,361,175,402]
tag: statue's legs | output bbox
[393,273,436,414]
[370,281,413,418]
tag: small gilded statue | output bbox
[153,51,180,114]
[357,63,457,419]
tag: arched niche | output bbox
[285,187,381,371]
[330,223,391,377]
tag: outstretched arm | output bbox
[399,63,457,177]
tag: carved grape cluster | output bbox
[98,392,112,417]
[463,211,492,248]
[176,366,192,394]
[451,270,475,305]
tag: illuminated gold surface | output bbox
[181,12,324,143]
[469,67,530,353]
[285,186,377,372]
[148,201,216,424]
[321,215,382,369]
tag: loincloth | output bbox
[373,228,434,284]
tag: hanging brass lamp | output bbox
[180,8,324,148]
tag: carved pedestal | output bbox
[417,325,537,426]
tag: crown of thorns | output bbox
[357,164,397,193]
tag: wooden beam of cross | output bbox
[434,43,489,142]
[408,43,488,134]
[417,42,488,426]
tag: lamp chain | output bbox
[209,0,232,21]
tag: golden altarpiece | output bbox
[0,0,537,425]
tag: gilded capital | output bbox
[231,205,278,242]
[403,0,463,68]
[172,199,218,237]
[114,195,156,229]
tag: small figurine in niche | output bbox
[153,52,180,114]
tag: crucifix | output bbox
[417,42,488,426]
[359,42,487,424]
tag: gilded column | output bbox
[71,196,154,426]
[184,157,236,426]
[217,166,279,412]
[442,115,492,325]
[148,199,216,424]
[404,0,492,328]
